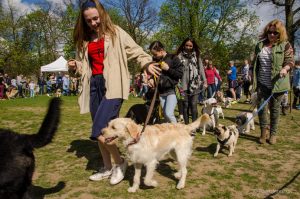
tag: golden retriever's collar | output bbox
[126,133,141,148]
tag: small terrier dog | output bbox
[236,111,255,134]
[214,124,239,157]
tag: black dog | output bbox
[0,98,61,199]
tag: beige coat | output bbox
[73,26,152,114]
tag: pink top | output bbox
[205,67,222,85]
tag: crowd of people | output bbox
[0,72,80,99]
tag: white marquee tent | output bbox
[40,56,68,72]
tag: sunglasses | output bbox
[267,31,279,35]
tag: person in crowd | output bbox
[62,74,70,96]
[176,38,206,124]
[29,80,35,98]
[227,60,237,103]
[205,61,222,99]
[11,76,16,88]
[56,72,63,90]
[292,60,300,109]
[214,65,221,92]
[242,59,251,102]
[38,73,46,95]
[148,41,183,123]
[0,72,4,100]
[252,19,294,144]
[198,58,209,103]
[138,72,148,97]
[67,0,157,184]
[46,76,52,97]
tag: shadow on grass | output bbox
[67,139,102,171]
[264,171,300,199]
[224,116,236,123]
[195,143,217,155]
[124,161,178,190]
[28,181,65,199]
[239,133,260,143]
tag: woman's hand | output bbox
[147,63,161,77]
[148,78,155,88]
[280,65,290,78]
[160,61,169,71]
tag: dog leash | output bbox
[238,93,274,132]
[127,75,160,147]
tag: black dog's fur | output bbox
[0,98,61,199]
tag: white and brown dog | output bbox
[102,114,211,192]
[201,98,218,135]
[213,124,239,157]
[236,111,255,134]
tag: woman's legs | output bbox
[160,94,177,123]
[89,75,125,183]
[190,94,199,122]
[183,93,189,124]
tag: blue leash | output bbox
[238,77,287,132]
[238,93,274,132]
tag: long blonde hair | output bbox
[73,0,116,52]
[259,19,288,43]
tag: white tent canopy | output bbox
[40,56,68,72]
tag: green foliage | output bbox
[153,0,259,70]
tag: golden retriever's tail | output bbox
[187,113,211,132]
[27,98,61,148]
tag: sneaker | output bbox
[110,159,128,185]
[89,167,112,181]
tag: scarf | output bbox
[180,51,200,93]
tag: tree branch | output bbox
[293,6,300,16]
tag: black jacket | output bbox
[155,53,183,95]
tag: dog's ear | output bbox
[126,122,139,139]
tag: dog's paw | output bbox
[128,186,138,193]
[144,180,158,187]
[213,153,218,157]
[202,132,206,136]
[174,171,181,179]
[176,182,185,189]
[228,153,233,157]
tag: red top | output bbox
[205,67,222,85]
[88,38,105,75]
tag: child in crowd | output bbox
[29,80,35,98]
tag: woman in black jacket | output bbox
[148,41,183,123]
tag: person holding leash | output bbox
[68,0,158,184]
[252,19,294,144]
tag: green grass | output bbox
[0,96,299,199]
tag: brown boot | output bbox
[259,128,268,144]
[269,134,277,145]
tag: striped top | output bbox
[258,46,272,89]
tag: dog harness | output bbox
[217,132,233,146]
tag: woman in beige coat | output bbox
[68,0,159,185]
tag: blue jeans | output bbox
[30,89,35,98]
[159,94,177,123]
[207,84,216,98]
[39,85,44,95]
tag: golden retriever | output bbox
[102,114,211,192]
